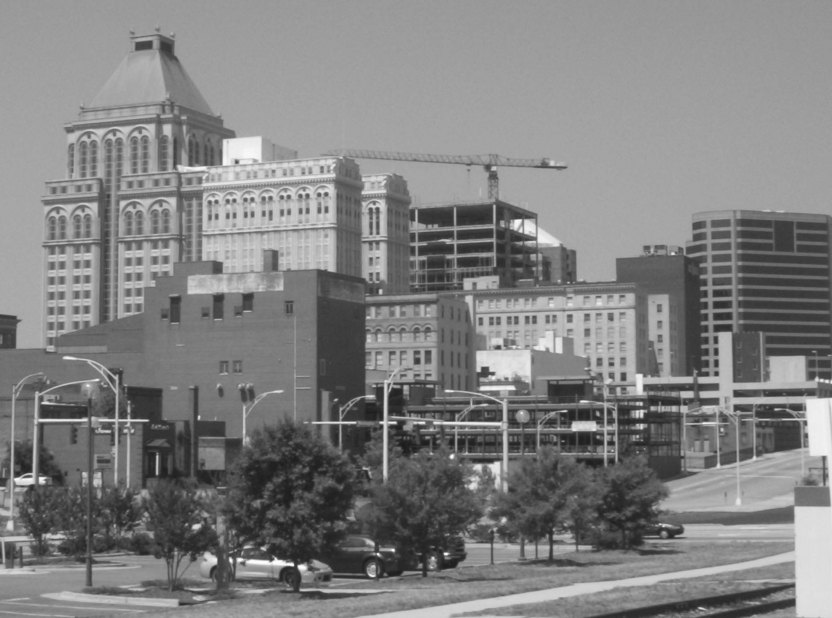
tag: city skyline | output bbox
[3,1,832,348]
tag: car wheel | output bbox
[209,566,217,581]
[426,551,442,571]
[281,567,301,588]
[363,558,383,579]
[659,529,670,539]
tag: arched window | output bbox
[424,326,433,341]
[203,142,209,166]
[83,214,93,238]
[104,138,113,182]
[89,141,98,177]
[73,215,83,238]
[159,135,169,171]
[57,216,67,240]
[150,210,161,234]
[140,136,149,173]
[130,136,139,174]
[124,211,134,236]
[413,327,422,342]
[79,142,88,178]
[188,135,199,165]
[161,210,171,233]
[134,211,144,235]
[115,138,124,178]
[47,216,57,241]
[67,144,75,178]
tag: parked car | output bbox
[14,473,51,487]
[321,535,403,578]
[407,536,468,571]
[199,546,333,587]
[643,522,685,539]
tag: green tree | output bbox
[51,486,94,558]
[2,440,63,484]
[18,486,59,558]
[596,455,669,549]
[491,448,594,560]
[224,420,355,592]
[99,485,141,548]
[142,478,217,591]
[361,447,482,576]
[559,463,602,551]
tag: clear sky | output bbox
[2,0,831,349]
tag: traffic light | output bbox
[70,424,78,444]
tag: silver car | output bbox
[199,546,332,587]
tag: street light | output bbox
[336,395,370,452]
[382,367,411,483]
[7,372,45,532]
[454,402,488,455]
[580,399,616,466]
[32,378,101,488]
[241,388,284,445]
[536,409,569,451]
[446,389,510,493]
[62,356,122,485]
[775,408,806,479]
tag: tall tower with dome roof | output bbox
[41,31,235,349]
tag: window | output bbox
[285,300,294,315]
[169,296,181,323]
[242,293,254,312]
[213,294,224,319]
[232,360,243,374]
[219,361,229,374]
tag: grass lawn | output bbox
[103,540,794,618]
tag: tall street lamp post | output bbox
[7,372,45,532]
[454,402,487,455]
[382,367,410,483]
[536,409,569,451]
[62,356,121,485]
[241,388,284,446]
[32,378,100,488]
[446,389,509,493]
[336,395,370,452]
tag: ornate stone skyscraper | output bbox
[42,31,234,349]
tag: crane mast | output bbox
[324,149,567,200]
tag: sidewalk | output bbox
[358,551,795,618]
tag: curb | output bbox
[45,591,181,608]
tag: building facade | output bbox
[461,281,651,392]
[616,245,701,377]
[42,31,235,349]
[365,293,477,391]
[686,210,832,377]
[201,152,365,277]
[362,173,411,295]
[409,200,540,292]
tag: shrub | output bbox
[128,532,155,555]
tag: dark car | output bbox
[406,536,468,571]
[322,535,403,578]
[643,522,685,539]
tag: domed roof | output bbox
[88,32,214,116]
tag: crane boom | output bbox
[323,148,567,200]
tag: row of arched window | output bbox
[46,211,93,241]
[68,131,219,179]
[123,204,173,236]
[205,189,332,222]
[366,326,435,343]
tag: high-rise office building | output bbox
[42,31,235,349]
[616,245,701,377]
[686,210,832,377]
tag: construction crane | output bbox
[323,149,567,201]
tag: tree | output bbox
[18,486,59,558]
[595,455,669,549]
[99,485,141,548]
[559,463,602,551]
[361,447,482,576]
[2,440,63,484]
[51,485,94,558]
[224,420,355,592]
[142,478,217,591]
[491,448,595,560]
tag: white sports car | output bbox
[199,546,332,588]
